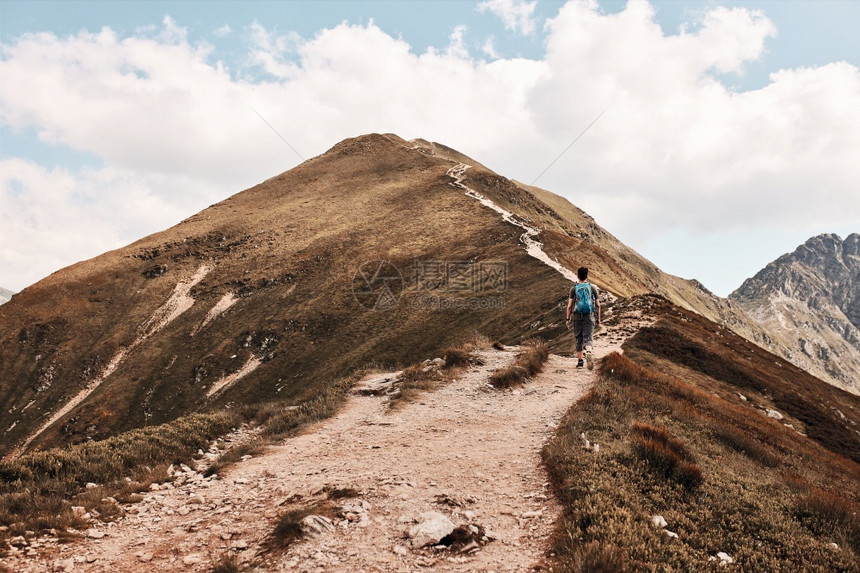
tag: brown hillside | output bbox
[0,133,844,462]
[544,294,860,570]
[0,134,571,455]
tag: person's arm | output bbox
[593,285,601,325]
[565,297,573,326]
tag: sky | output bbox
[1,0,858,297]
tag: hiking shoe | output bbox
[586,350,594,370]
[576,359,584,369]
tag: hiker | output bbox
[565,267,601,370]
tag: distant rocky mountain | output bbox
[0,287,13,306]
[730,233,860,395]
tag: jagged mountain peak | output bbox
[730,232,860,394]
[789,232,856,270]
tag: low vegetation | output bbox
[0,370,361,551]
[210,552,247,573]
[269,489,354,550]
[0,413,236,547]
[271,506,319,548]
[628,317,860,465]
[542,309,860,571]
[387,336,491,409]
[629,422,703,491]
[489,338,549,388]
[0,337,496,553]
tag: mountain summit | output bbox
[730,233,860,394]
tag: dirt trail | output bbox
[447,163,579,284]
[10,329,638,573]
[5,162,649,572]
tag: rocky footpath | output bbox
[4,342,615,573]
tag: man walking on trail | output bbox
[566,267,601,370]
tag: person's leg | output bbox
[582,316,594,370]
[574,316,585,367]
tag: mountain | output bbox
[2,135,858,571]
[0,287,13,306]
[0,134,580,457]
[0,134,816,457]
[730,233,860,395]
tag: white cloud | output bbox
[447,24,469,59]
[525,0,859,243]
[1,1,858,293]
[477,0,538,35]
[247,20,302,78]
[213,24,232,38]
[481,35,499,59]
[0,159,200,288]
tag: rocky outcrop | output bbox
[730,233,860,394]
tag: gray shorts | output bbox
[573,313,594,352]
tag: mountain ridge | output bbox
[1,134,853,460]
[730,232,860,394]
[0,134,576,456]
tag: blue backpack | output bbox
[574,282,595,314]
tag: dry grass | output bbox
[326,487,360,500]
[210,552,247,573]
[709,419,781,468]
[203,439,268,478]
[489,338,549,388]
[442,347,472,368]
[488,365,529,388]
[258,376,354,440]
[269,501,336,550]
[542,322,860,572]
[0,413,235,546]
[566,541,632,573]
[627,319,860,465]
[387,338,487,409]
[630,422,703,491]
[0,370,363,549]
[794,485,860,553]
[391,364,442,409]
[271,508,314,548]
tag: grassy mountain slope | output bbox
[1,134,857,570]
[0,134,573,456]
[1,133,850,462]
[544,294,860,571]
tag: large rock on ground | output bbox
[409,511,455,548]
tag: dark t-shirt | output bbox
[569,282,599,313]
